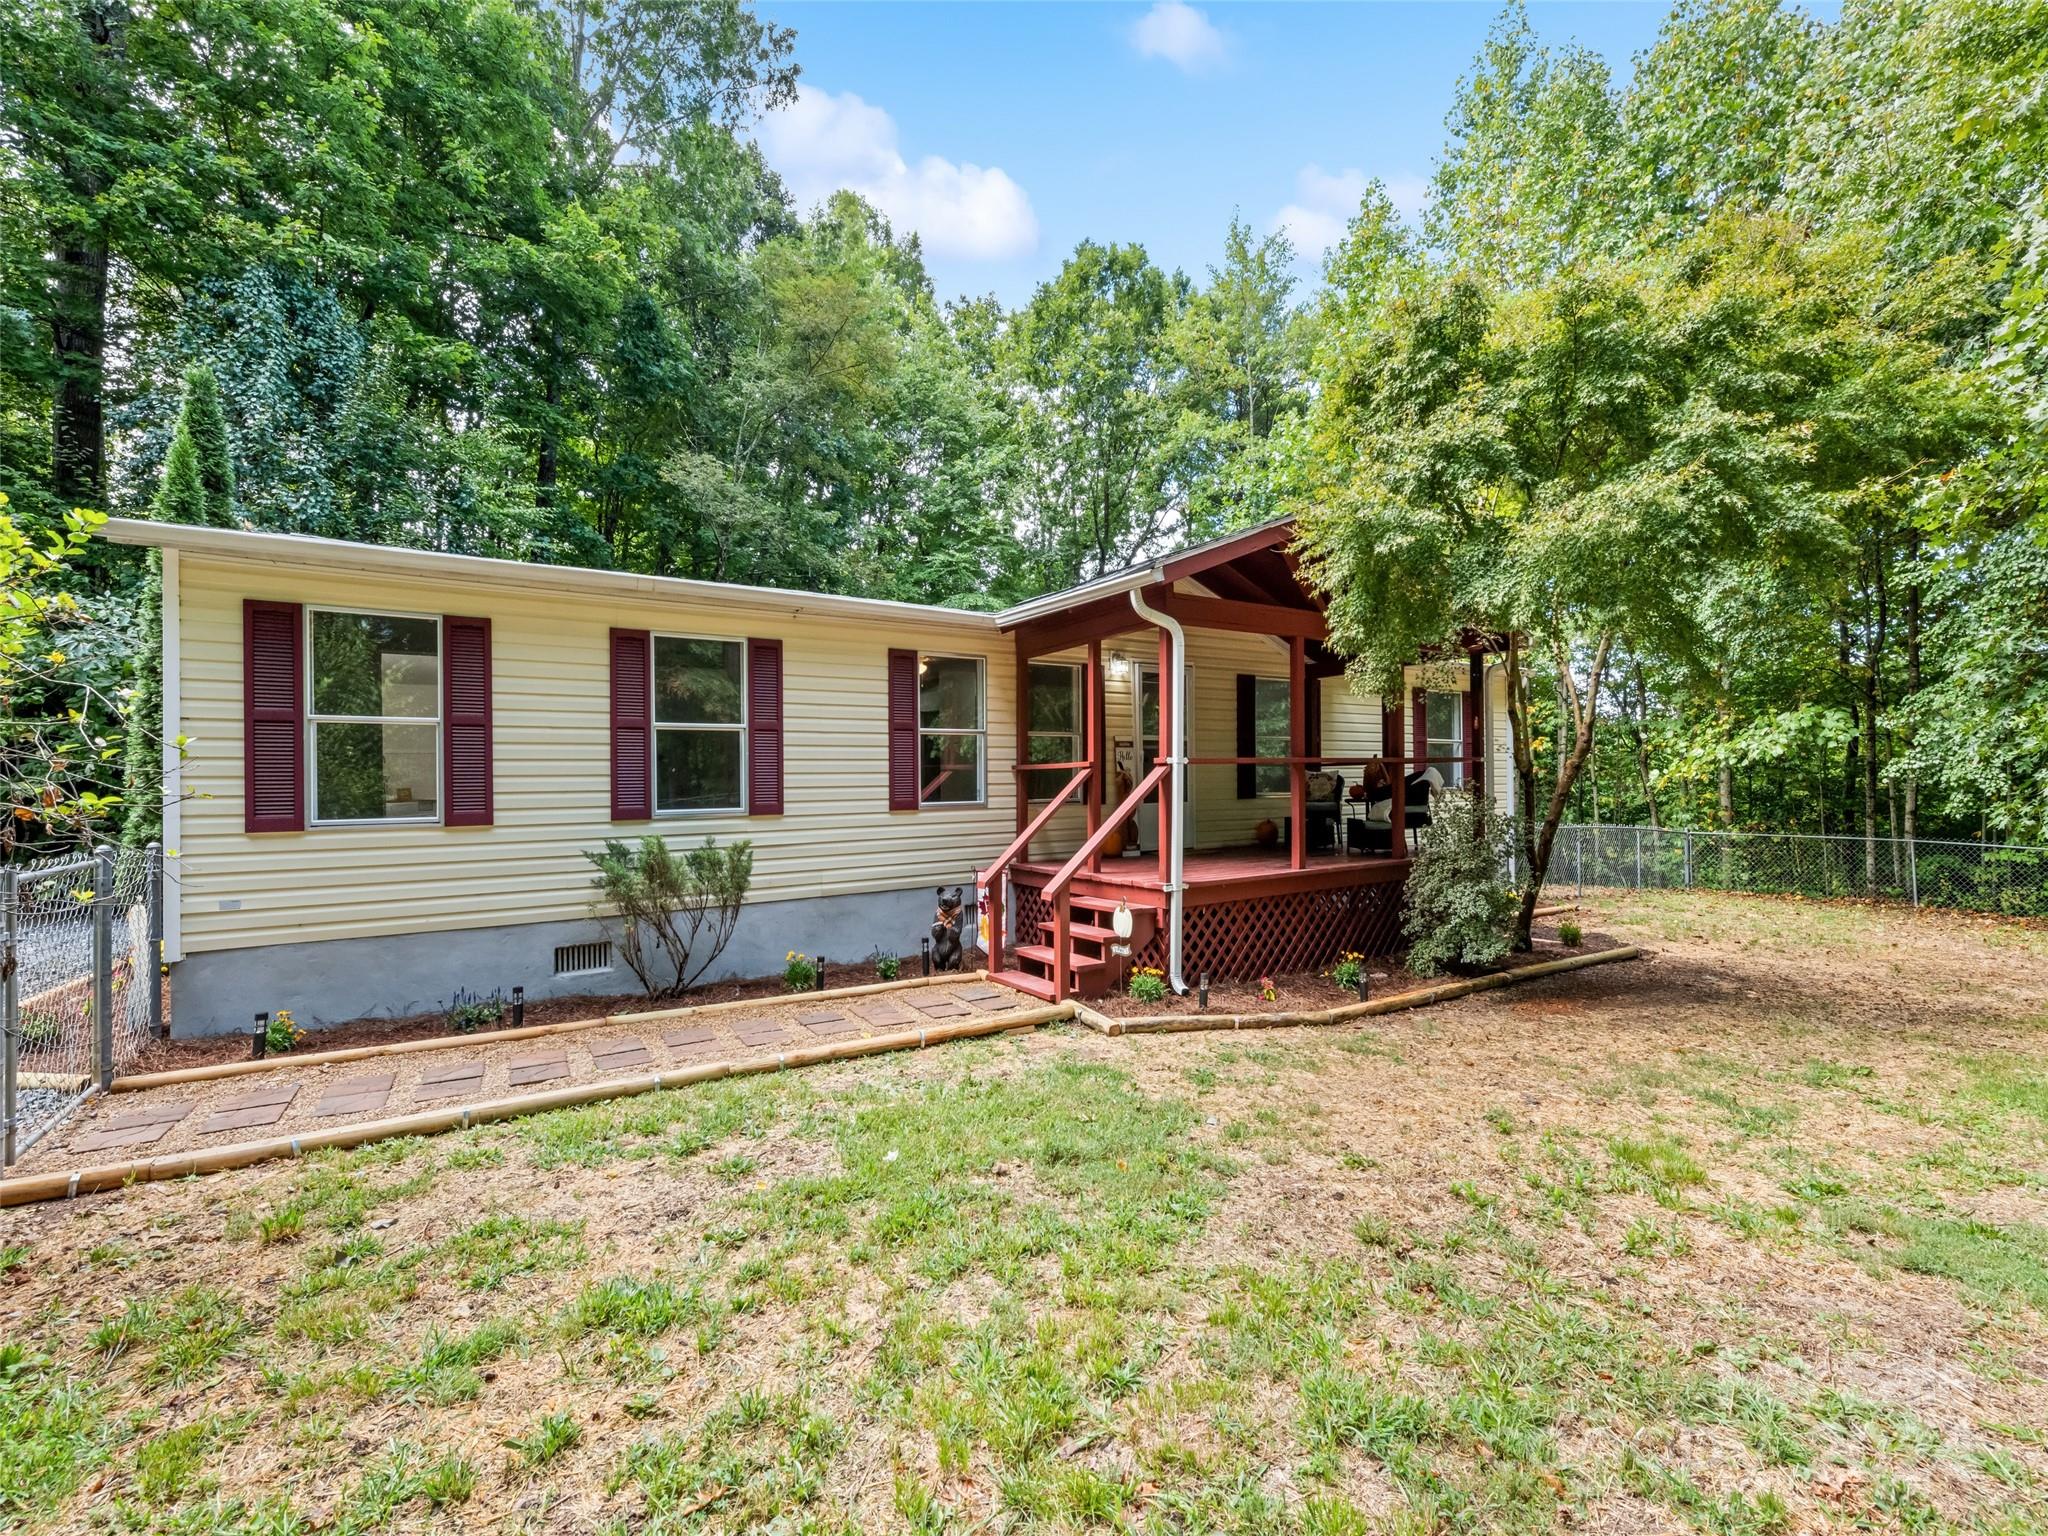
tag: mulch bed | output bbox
[1075,922,1613,1018]
[125,954,933,1075]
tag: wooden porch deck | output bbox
[1012,843,1410,905]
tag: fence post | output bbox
[146,842,165,1040]
[1634,828,1643,890]
[1575,831,1583,899]
[1683,830,1693,889]
[93,845,114,1092]
[1907,835,1920,909]
[2,866,17,1167]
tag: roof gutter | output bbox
[98,519,1003,632]
[1128,585,1189,998]
[994,561,1164,628]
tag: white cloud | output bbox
[1130,1,1229,73]
[757,87,1039,262]
[1272,165,1428,262]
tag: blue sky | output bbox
[757,2,1722,307]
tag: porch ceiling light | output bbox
[1107,651,1130,681]
[1111,901,1134,942]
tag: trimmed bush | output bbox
[1403,789,1516,976]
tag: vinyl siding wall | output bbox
[174,554,1019,955]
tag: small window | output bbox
[308,610,439,824]
[1026,662,1082,801]
[1426,691,1467,786]
[918,655,984,805]
[1252,676,1290,795]
[654,636,745,812]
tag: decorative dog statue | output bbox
[931,886,965,972]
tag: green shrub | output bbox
[872,950,902,982]
[587,836,753,999]
[1557,920,1583,947]
[444,989,503,1034]
[1402,789,1516,977]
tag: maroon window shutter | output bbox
[610,628,652,820]
[887,648,919,810]
[1413,689,1429,774]
[1236,673,1257,799]
[442,616,493,827]
[1306,675,1323,762]
[244,600,305,833]
[747,637,784,815]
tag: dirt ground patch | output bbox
[3,890,2046,1535]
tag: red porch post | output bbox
[1156,627,1174,885]
[1086,638,1104,872]
[1014,639,1030,837]
[1289,635,1307,871]
[1386,686,1407,853]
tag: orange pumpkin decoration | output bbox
[1254,818,1280,848]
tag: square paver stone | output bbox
[197,1082,299,1136]
[589,1038,653,1072]
[853,999,916,1027]
[963,992,1022,1013]
[798,1009,861,1039]
[415,1058,486,1101]
[956,985,1006,1001]
[909,996,970,1019]
[70,1099,195,1155]
[663,1026,721,1056]
[314,1073,395,1118]
[507,1050,570,1088]
[729,1017,796,1049]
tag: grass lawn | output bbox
[3,893,2047,1534]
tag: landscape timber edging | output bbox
[110,969,995,1093]
[1067,945,1644,1035]
[1,1001,1071,1208]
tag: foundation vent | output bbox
[553,940,614,977]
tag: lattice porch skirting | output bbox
[1008,880,1405,981]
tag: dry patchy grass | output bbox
[2,891,2046,1534]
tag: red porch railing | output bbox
[1036,761,1171,998]
[976,763,1092,973]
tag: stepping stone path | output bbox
[70,1100,194,1155]
[197,1082,297,1137]
[506,1049,570,1088]
[963,992,1022,1014]
[797,1008,862,1040]
[909,994,970,1019]
[663,1026,722,1060]
[588,1037,653,1073]
[315,1073,394,1118]
[416,1058,486,1102]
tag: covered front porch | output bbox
[977,519,1495,1001]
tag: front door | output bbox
[1135,665,1194,850]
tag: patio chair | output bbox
[1403,766,1445,849]
[1305,770,1343,854]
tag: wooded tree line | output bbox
[1,0,2042,856]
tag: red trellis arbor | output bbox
[976,519,1496,1001]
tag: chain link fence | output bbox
[1541,824,2048,918]
[2,844,164,1165]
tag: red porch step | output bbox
[992,968,1057,1001]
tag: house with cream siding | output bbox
[104,516,1516,1032]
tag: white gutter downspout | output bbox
[1129,588,1190,995]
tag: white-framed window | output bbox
[307,608,441,825]
[1026,661,1083,801]
[1251,676,1290,795]
[654,635,746,813]
[1425,690,1467,786]
[919,654,984,805]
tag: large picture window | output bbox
[1026,662,1082,801]
[1251,676,1290,795]
[309,610,440,824]
[655,636,746,812]
[1425,690,1467,786]
[919,655,984,805]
